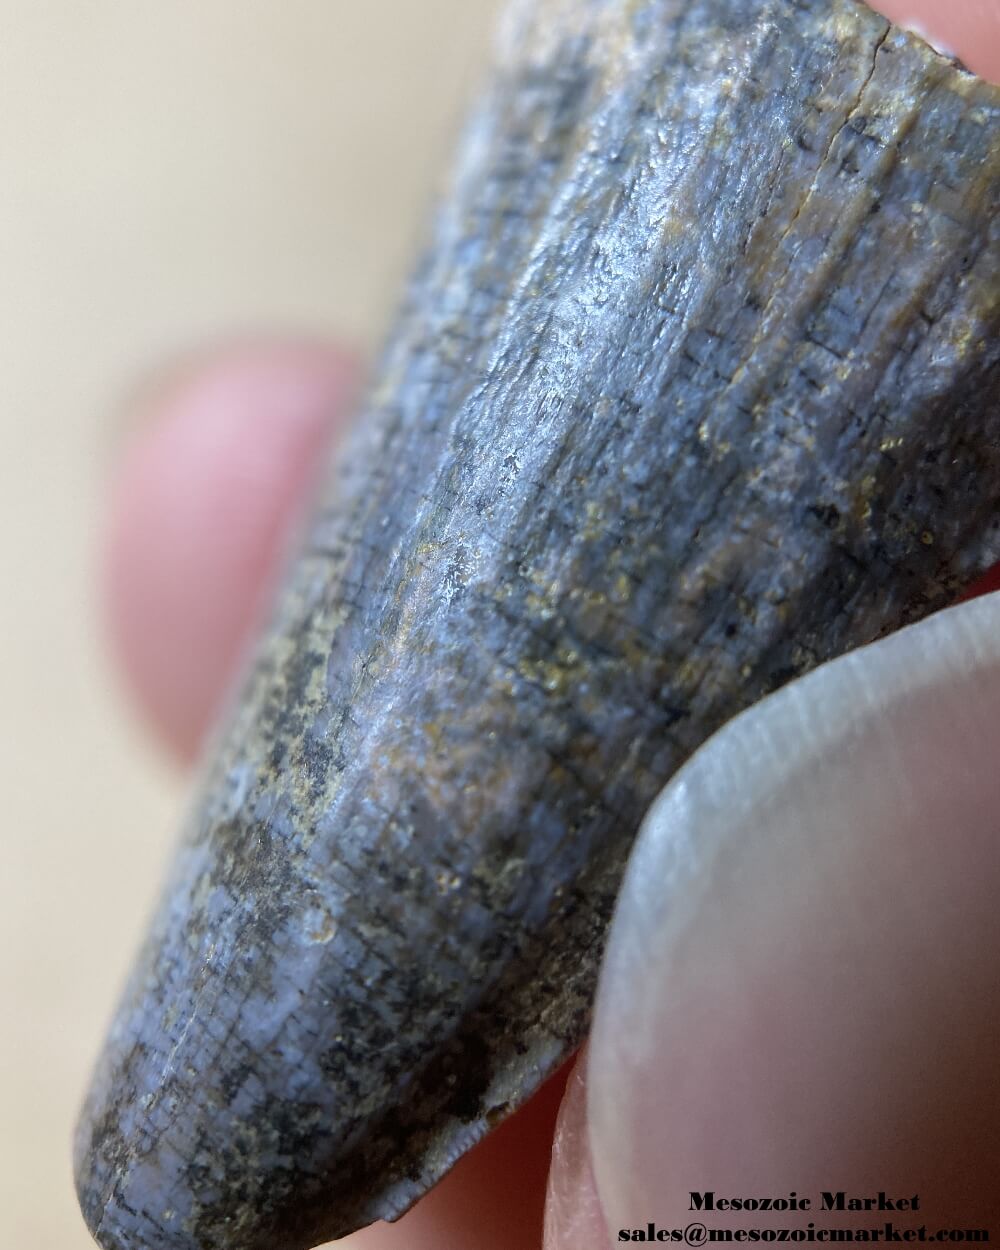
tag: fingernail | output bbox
[586,592,1000,1232]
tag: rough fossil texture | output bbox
[76,0,1000,1247]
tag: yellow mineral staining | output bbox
[434,871,462,895]
[850,472,877,526]
[306,913,338,944]
[421,718,447,755]
[948,323,975,363]
[516,643,584,698]
[653,209,690,241]
[524,589,558,622]
[581,497,606,542]
[617,633,650,679]
[696,419,733,457]
[763,593,791,627]
[610,571,633,605]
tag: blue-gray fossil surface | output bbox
[76,0,1000,1246]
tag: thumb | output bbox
[545,590,1000,1247]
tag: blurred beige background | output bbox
[0,4,502,1245]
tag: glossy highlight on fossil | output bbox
[75,0,1000,1247]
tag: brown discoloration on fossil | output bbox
[76,1,1000,1247]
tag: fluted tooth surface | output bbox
[76,1,1000,1247]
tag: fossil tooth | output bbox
[76,0,1000,1247]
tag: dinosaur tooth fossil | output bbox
[76,0,1000,1247]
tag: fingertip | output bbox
[587,595,1000,1232]
[103,341,360,762]
[543,1054,609,1250]
[872,0,1000,82]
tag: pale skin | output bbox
[103,5,1000,1246]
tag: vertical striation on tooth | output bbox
[76,1,1000,1247]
